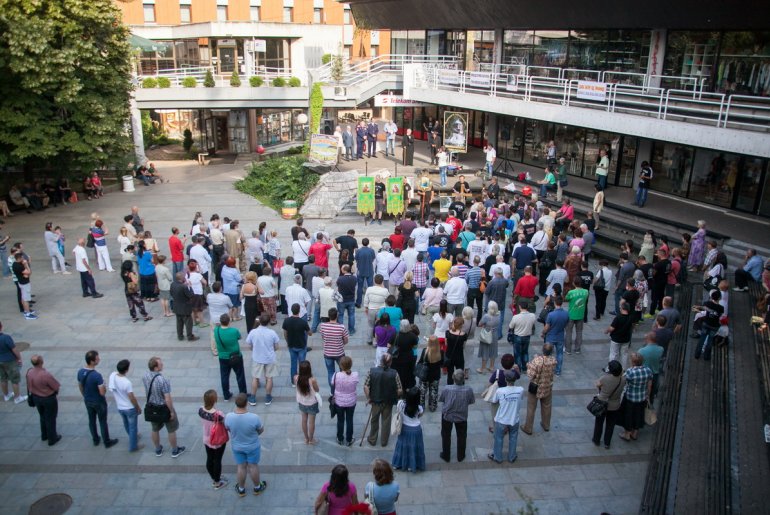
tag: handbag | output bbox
[414,349,429,382]
[209,413,229,446]
[314,391,323,409]
[144,374,172,423]
[479,278,487,293]
[332,290,343,303]
[703,275,720,291]
[272,258,284,276]
[365,482,379,515]
[316,493,330,515]
[528,381,539,395]
[586,377,622,417]
[482,370,500,402]
[390,401,403,436]
[644,402,658,426]
[25,369,34,407]
[479,327,494,344]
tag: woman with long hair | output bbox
[136,240,158,302]
[398,271,419,324]
[120,260,152,322]
[338,248,354,274]
[241,271,260,332]
[198,389,228,490]
[313,464,358,515]
[332,356,359,446]
[431,299,454,352]
[294,360,320,445]
[374,312,396,367]
[391,386,425,472]
[186,259,208,326]
[418,335,444,411]
[445,317,467,385]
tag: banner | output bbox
[357,176,375,215]
[386,177,404,215]
[443,111,468,153]
[469,72,491,88]
[374,94,427,107]
[308,134,339,165]
[576,81,608,101]
[438,69,460,85]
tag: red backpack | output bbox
[209,414,229,446]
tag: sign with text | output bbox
[505,74,519,92]
[308,133,338,165]
[469,72,492,88]
[438,69,460,85]
[253,39,266,53]
[374,95,428,107]
[576,81,608,102]
[357,177,375,215]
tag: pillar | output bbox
[646,29,667,89]
[129,95,147,167]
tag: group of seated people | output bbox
[6,172,107,213]
[135,163,165,186]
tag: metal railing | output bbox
[313,53,460,88]
[138,65,300,88]
[413,65,770,132]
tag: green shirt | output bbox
[639,344,664,374]
[565,287,588,320]
[214,326,242,360]
[545,172,556,185]
[557,164,568,181]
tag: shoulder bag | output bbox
[215,327,243,368]
[414,349,429,383]
[25,369,35,407]
[365,481,379,515]
[482,370,500,403]
[316,491,330,515]
[390,400,403,436]
[329,374,338,419]
[144,374,171,423]
[209,412,229,446]
[586,377,621,417]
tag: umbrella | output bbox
[129,34,170,53]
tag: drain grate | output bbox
[29,493,72,515]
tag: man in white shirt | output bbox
[484,144,496,180]
[411,222,432,257]
[285,274,311,320]
[466,235,488,266]
[246,314,280,406]
[189,236,212,280]
[109,359,143,452]
[384,120,398,157]
[489,254,511,280]
[444,267,468,317]
[508,300,537,371]
[73,238,103,298]
[489,369,524,463]
[401,240,418,272]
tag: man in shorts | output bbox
[246,314,279,406]
[225,393,267,497]
[374,175,386,225]
[142,356,185,458]
[0,322,27,404]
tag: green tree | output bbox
[0,0,133,173]
[204,69,215,87]
[230,70,241,87]
[182,129,193,153]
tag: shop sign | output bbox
[469,72,491,88]
[218,39,236,47]
[374,95,427,107]
[247,39,267,53]
[438,69,460,85]
[576,81,608,101]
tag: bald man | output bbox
[27,354,61,445]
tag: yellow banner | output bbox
[387,177,404,215]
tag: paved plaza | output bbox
[0,161,650,514]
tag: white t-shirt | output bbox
[292,240,311,264]
[401,248,418,272]
[490,262,511,280]
[190,245,211,274]
[108,372,135,411]
[411,227,432,252]
[485,147,496,163]
[397,399,423,427]
[467,240,489,265]
[188,271,204,295]
[444,277,468,304]
[257,275,277,297]
[376,252,392,279]
[493,385,524,425]
[73,245,89,272]
[432,312,455,338]
[207,292,232,323]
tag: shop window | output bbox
[343,9,351,25]
[180,5,191,24]
[522,119,553,167]
[407,30,426,55]
[688,150,740,208]
[616,136,638,187]
[391,31,407,55]
[531,31,569,69]
[250,6,260,21]
[553,124,586,177]
[650,142,694,198]
[716,31,770,96]
[426,30,446,56]
[735,158,766,212]
[568,30,607,70]
[604,30,650,74]
[256,39,291,71]
[662,31,719,89]
[503,30,535,67]
[497,116,525,164]
[217,6,228,22]
[143,3,156,23]
[313,8,322,24]
[283,7,293,22]
[472,30,495,66]
[583,130,619,181]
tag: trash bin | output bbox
[122,175,135,192]
[281,200,297,219]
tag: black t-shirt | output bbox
[450,245,465,263]
[374,182,386,200]
[436,234,450,248]
[610,314,634,343]
[583,218,596,233]
[652,259,669,286]
[12,262,29,285]
[622,289,640,310]
[638,263,653,286]
[282,316,310,348]
[291,226,309,241]
[702,300,724,329]
[639,166,653,187]
[450,201,465,219]
[452,181,470,195]
[578,270,594,290]
[335,235,358,256]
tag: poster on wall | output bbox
[505,75,519,92]
[357,177,375,215]
[308,133,339,165]
[576,81,608,102]
[443,112,468,153]
[438,69,460,85]
[439,195,452,213]
[469,72,492,88]
[386,177,405,215]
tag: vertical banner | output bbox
[357,176,375,215]
[386,177,404,215]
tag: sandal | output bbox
[476,368,485,374]
[144,316,153,322]
[619,433,631,442]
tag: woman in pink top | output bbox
[332,356,359,446]
[314,464,358,515]
[198,389,228,490]
[421,277,444,316]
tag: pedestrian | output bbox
[240,271,259,332]
[336,264,357,335]
[0,322,29,404]
[143,356,186,458]
[688,220,707,270]
[565,277,588,355]
[77,350,119,448]
[257,265,279,324]
[246,314,279,406]
[198,389,229,489]
[591,360,625,449]
[73,238,104,299]
[488,368,524,463]
[215,314,247,401]
[136,241,158,302]
[694,290,724,361]
[390,320,419,391]
[343,125,354,160]
[365,459,400,515]
[445,317,468,384]
[374,313,396,368]
[26,354,60,444]
[170,272,199,341]
[639,332,664,404]
[367,119,379,157]
[285,273,311,322]
[155,255,173,317]
[398,271,419,324]
[606,301,634,368]
[120,261,152,322]
[508,300,536,372]
[168,227,186,276]
[593,260,613,320]
[283,303,312,384]
[224,393,267,497]
[439,370,475,463]
[294,360,320,445]
[90,219,114,272]
[734,248,764,292]
[619,353,653,442]
[477,301,501,374]
[392,386,426,472]
[332,356,359,446]
[521,343,557,435]
[314,464,358,514]
[418,336,444,412]
[364,274,390,346]
[374,176,386,225]
[364,353,403,447]
[44,222,69,275]
[108,359,144,452]
[542,296,569,375]
[320,308,349,392]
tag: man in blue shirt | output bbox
[511,235,537,285]
[225,393,267,497]
[354,237,375,308]
[733,248,764,291]
[77,350,118,448]
[542,296,569,375]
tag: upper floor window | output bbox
[180,5,191,24]
[250,6,260,21]
[217,5,228,22]
[283,7,293,22]
[343,10,351,25]
[313,8,323,24]
[143,3,156,23]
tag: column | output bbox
[646,29,667,89]
[129,94,147,167]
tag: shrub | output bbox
[230,71,241,87]
[235,155,319,212]
[182,77,197,88]
[272,77,286,87]
[142,77,158,89]
[183,129,194,153]
[288,77,301,87]
[249,76,264,87]
[204,69,215,87]
[321,53,332,65]
[157,77,171,88]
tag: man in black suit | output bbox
[367,121,379,158]
[170,273,198,341]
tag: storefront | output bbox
[255,109,307,147]
[391,105,488,146]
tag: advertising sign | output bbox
[576,81,608,101]
[386,177,404,215]
[443,111,468,153]
[357,177,375,215]
[308,134,338,165]
[469,72,491,88]
[374,95,428,107]
[438,69,460,85]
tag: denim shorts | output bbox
[227,293,241,308]
[298,402,320,415]
[232,446,261,465]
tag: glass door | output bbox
[217,46,237,74]
[734,157,766,212]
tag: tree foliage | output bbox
[230,70,241,87]
[235,156,319,212]
[0,0,134,173]
[309,83,323,136]
[203,69,215,87]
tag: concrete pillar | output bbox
[465,31,476,71]
[129,95,147,167]
[646,29,667,89]
[493,29,504,67]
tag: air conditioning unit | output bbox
[334,86,346,99]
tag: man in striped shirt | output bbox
[412,254,429,297]
[455,254,469,279]
[319,308,349,392]
[465,256,484,323]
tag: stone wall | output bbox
[300,168,391,218]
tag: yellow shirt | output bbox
[433,259,452,283]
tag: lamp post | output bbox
[296,112,309,143]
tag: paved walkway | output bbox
[0,161,652,514]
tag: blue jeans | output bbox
[551,341,564,374]
[119,407,139,451]
[85,399,111,444]
[172,261,184,277]
[311,303,322,332]
[337,301,356,334]
[613,289,623,315]
[512,335,530,371]
[289,347,308,380]
[540,183,555,197]
[356,274,373,306]
[493,421,519,462]
[695,327,717,360]
[597,174,608,190]
[386,138,395,156]
[324,355,342,393]
[439,166,448,186]
[486,161,493,179]
[635,187,649,207]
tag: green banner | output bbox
[357,176,375,215]
[387,177,404,215]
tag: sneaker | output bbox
[565,350,572,355]
[171,446,186,458]
[13,395,27,404]
[264,394,273,406]
[24,313,38,320]
[155,446,164,457]
[104,438,119,448]
[253,481,267,495]
[235,484,246,497]
[3,392,13,402]
[214,479,229,490]
[92,293,104,299]
[643,314,654,320]
[575,350,582,355]
[62,271,72,275]
[248,395,257,406]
